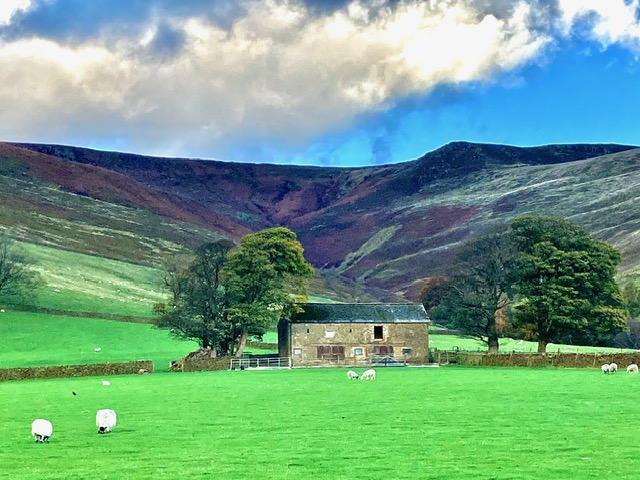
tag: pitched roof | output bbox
[289,303,430,324]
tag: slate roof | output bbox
[289,303,430,324]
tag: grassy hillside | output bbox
[2,240,166,318]
[3,368,640,479]
[6,141,640,302]
[0,311,200,370]
[429,334,632,354]
[0,148,224,267]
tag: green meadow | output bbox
[429,334,632,354]
[16,241,165,318]
[0,311,275,370]
[1,235,638,479]
[2,367,639,480]
[0,311,199,370]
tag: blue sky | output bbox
[0,0,639,167]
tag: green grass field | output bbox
[16,241,166,318]
[1,367,639,479]
[0,311,199,370]
[429,334,633,353]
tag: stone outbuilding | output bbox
[278,303,430,367]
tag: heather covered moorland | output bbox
[2,141,640,302]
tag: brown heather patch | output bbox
[298,213,379,267]
[0,143,247,239]
[396,205,479,240]
[7,141,640,302]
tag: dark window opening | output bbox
[374,325,383,339]
[306,328,310,333]
[402,348,412,355]
[317,345,345,360]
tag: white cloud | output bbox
[0,0,31,26]
[558,0,640,53]
[0,0,636,158]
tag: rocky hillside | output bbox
[2,140,638,301]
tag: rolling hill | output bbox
[1,140,639,302]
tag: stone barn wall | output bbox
[286,321,428,367]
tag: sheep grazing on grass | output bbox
[609,363,618,374]
[601,364,610,374]
[347,370,359,380]
[361,369,376,380]
[627,364,639,374]
[96,409,117,434]
[31,419,53,443]
[102,380,110,386]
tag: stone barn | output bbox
[278,303,430,367]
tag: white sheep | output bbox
[601,363,610,374]
[609,363,618,374]
[347,370,359,380]
[31,419,53,443]
[102,380,110,386]
[627,364,639,374]
[360,369,376,380]
[96,409,117,434]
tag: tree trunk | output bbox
[487,334,499,354]
[235,328,249,357]
[537,340,548,353]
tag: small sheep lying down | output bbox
[627,364,639,374]
[360,369,376,380]
[32,419,53,443]
[347,370,359,380]
[609,362,618,373]
[96,409,117,434]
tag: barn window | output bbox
[294,348,302,355]
[372,345,394,355]
[317,345,345,360]
[374,325,383,339]
[325,330,335,338]
[306,328,310,333]
[402,348,412,355]
[354,348,363,356]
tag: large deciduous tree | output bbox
[0,236,41,299]
[622,281,640,319]
[223,227,314,357]
[510,215,627,352]
[424,228,516,353]
[154,240,235,355]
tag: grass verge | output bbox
[1,367,639,479]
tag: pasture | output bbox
[17,241,165,318]
[0,311,275,370]
[0,311,199,370]
[429,333,633,354]
[2,367,639,479]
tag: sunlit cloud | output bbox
[0,0,32,26]
[558,0,640,54]
[0,0,638,161]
